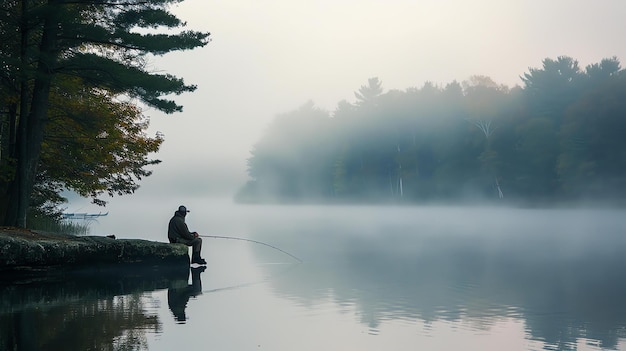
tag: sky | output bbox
[67,0,626,211]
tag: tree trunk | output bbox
[0,0,29,226]
[7,1,58,227]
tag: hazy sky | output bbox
[68,0,626,209]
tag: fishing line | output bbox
[199,235,302,263]
[199,262,299,295]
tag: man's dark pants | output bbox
[170,237,202,253]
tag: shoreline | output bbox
[0,227,190,276]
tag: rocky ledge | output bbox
[0,227,190,275]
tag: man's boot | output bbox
[192,252,207,265]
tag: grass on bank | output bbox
[28,215,91,235]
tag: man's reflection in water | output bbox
[168,266,205,323]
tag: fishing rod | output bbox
[199,235,302,263]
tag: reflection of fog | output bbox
[247,206,626,350]
[0,265,189,351]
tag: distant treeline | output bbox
[236,56,626,204]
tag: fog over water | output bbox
[82,197,626,244]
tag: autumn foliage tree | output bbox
[38,76,164,208]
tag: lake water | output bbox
[3,200,626,350]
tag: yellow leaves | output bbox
[41,75,164,200]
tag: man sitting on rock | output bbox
[168,205,207,265]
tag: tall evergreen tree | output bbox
[355,77,383,107]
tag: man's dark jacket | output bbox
[168,212,195,243]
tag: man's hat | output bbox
[178,205,190,213]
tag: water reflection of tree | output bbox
[0,265,189,350]
[3,293,158,350]
[252,218,626,349]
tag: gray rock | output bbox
[0,230,190,272]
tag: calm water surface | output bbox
[2,202,626,350]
